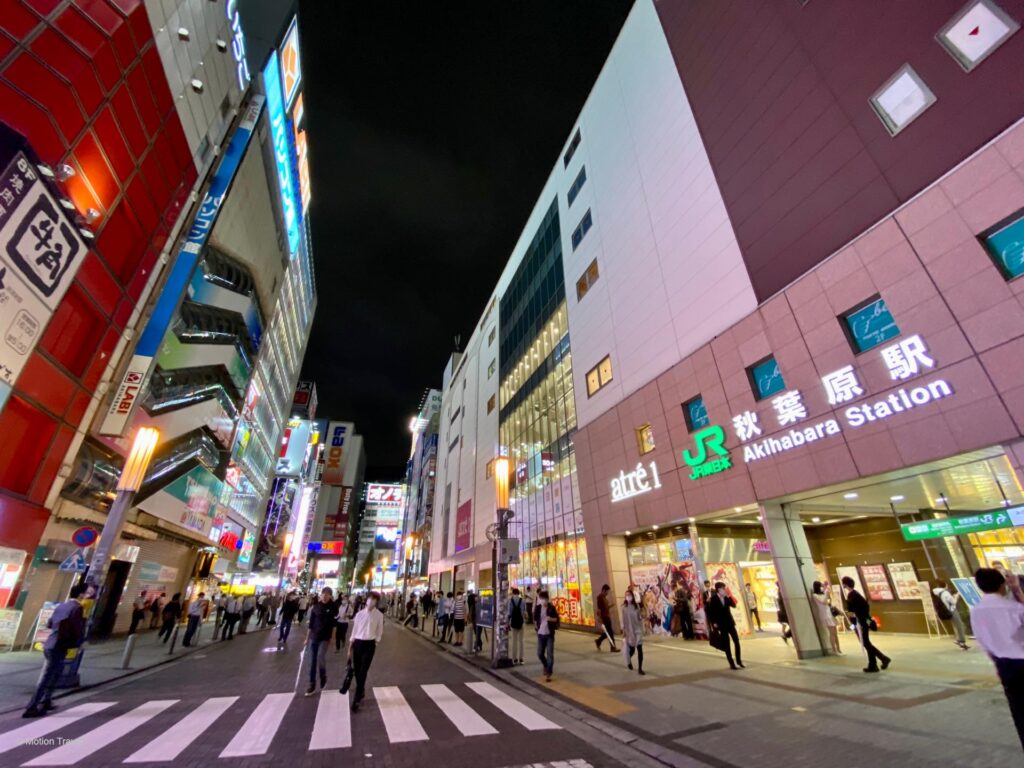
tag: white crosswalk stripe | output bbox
[466,681,561,730]
[374,686,428,743]
[0,682,561,761]
[219,692,293,758]
[422,684,498,736]
[123,696,237,763]
[0,704,116,756]
[23,700,178,766]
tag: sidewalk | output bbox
[402,619,1020,768]
[0,619,273,715]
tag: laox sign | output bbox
[610,461,662,503]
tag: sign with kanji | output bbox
[366,483,403,506]
[901,510,1019,541]
[0,152,87,386]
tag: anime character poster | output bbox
[629,561,707,639]
[705,562,751,636]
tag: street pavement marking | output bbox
[309,691,351,750]
[23,700,177,766]
[466,682,561,731]
[422,684,498,736]
[373,686,428,743]
[0,703,116,755]
[123,696,237,762]
[218,693,293,758]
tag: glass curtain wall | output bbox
[499,201,594,626]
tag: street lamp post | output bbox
[492,457,514,669]
[85,427,159,635]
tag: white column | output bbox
[759,502,826,659]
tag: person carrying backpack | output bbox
[508,587,525,664]
[932,580,969,650]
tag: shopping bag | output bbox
[708,626,726,652]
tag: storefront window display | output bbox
[969,527,1024,573]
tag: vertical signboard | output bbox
[262,50,301,258]
[321,422,348,484]
[0,152,88,388]
[100,97,265,436]
[455,500,472,552]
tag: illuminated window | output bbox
[586,355,613,397]
[567,165,587,207]
[576,258,599,301]
[636,424,655,455]
[749,356,785,400]
[487,394,496,414]
[981,209,1024,280]
[571,210,592,251]
[842,296,900,353]
[683,396,709,432]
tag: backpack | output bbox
[931,590,953,621]
[510,598,524,629]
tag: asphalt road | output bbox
[0,620,647,768]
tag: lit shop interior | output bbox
[623,448,1024,636]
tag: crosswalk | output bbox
[0,682,560,764]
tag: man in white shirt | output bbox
[183,592,208,647]
[970,567,1024,750]
[342,591,384,711]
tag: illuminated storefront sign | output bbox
[262,51,301,258]
[279,17,302,108]
[366,483,403,506]
[681,425,732,480]
[226,0,251,90]
[237,530,255,568]
[610,461,662,503]
[322,422,347,484]
[308,540,344,555]
[901,507,1022,541]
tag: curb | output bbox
[0,625,274,716]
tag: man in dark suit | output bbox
[705,582,743,670]
[842,576,891,673]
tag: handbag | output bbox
[340,661,355,694]
[708,626,727,652]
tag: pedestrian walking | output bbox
[297,593,309,623]
[932,580,970,650]
[594,584,619,652]
[970,567,1024,750]
[278,591,299,645]
[256,592,269,628]
[304,587,337,696]
[533,589,560,681]
[436,591,450,642]
[811,581,842,655]
[744,583,763,632]
[705,581,743,670]
[621,588,646,675]
[148,592,165,629]
[342,590,384,711]
[335,594,351,651]
[452,590,467,646]
[23,584,87,718]
[524,586,535,626]
[671,587,694,639]
[268,591,281,626]
[158,593,181,643]
[420,590,433,629]
[182,592,208,647]
[777,582,793,644]
[239,594,255,634]
[467,590,484,653]
[508,587,526,664]
[129,591,147,635]
[221,595,241,640]
[403,594,418,628]
[842,575,890,673]
[215,593,226,629]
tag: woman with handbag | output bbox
[620,589,646,675]
[811,581,842,655]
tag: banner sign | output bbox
[0,151,88,388]
[901,508,1019,541]
[321,422,348,485]
[99,96,265,436]
[455,500,472,552]
[262,50,301,257]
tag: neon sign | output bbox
[226,0,250,91]
[262,50,301,258]
[681,425,732,480]
[610,461,662,503]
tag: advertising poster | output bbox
[835,566,864,598]
[706,562,752,636]
[859,564,895,601]
[630,561,707,639]
[32,602,57,651]
[885,562,921,600]
[477,588,494,628]
[454,500,472,552]
[0,608,22,651]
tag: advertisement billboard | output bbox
[455,500,472,552]
[279,16,302,108]
[262,50,301,257]
[276,419,311,477]
[321,422,349,485]
[366,484,403,507]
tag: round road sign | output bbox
[71,526,98,548]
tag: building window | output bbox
[683,396,710,432]
[488,359,496,379]
[869,64,936,137]
[563,128,581,168]
[748,356,785,400]
[571,210,593,251]
[487,394,496,414]
[636,423,655,455]
[567,165,587,207]
[585,355,613,397]
[575,259,599,301]
[981,209,1024,280]
[937,0,1020,72]
[842,296,901,353]
[488,326,496,346]
[485,459,495,479]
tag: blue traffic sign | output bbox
[59,550,86,573]
[71,527,98,548]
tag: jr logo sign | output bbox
[681,425,732,481]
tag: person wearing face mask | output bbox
[343,590,384,711]
[705,581,743,670]
[621,589,646,675]
[533,589,560,682]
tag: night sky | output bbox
[297,1,635,477]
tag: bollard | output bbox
[121,634,137,669]
[167,623,179,654]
